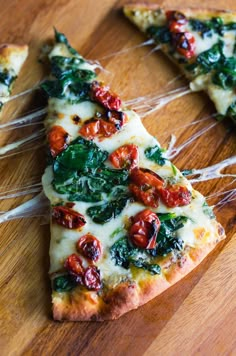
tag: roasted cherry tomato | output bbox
[83,266,101,290]
[172,32,196,59]
[105,110,127,129]
[129,168,164,208]
[159,185,191,208]
[48,125,70,157]
[130,168,164,189]
[129,209,160,249]
[77,234,102,262]
[166,10,187,24]
[52,206,86,229]
[79,110,127,140]
[109,144,139,170]
[64,253,84,276]
[91,81,122,111]
[132,209,159,224]
[79,119,100,140]
[99,119,118,137]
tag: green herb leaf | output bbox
[55,136,108,171]
[147,25,171,43]
[86,190,131,224]
[110,237,161,274]
[196,41,224,73]
[130,258,161,275]
[54,28,78,56]
[144,145,166,166]
[202,201,215,219]
[53,275,77,292]
[181,169,194,176]
[147,214,187,257]
[0,70,16,87]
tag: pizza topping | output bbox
[129,168,164,208]
[148,213,186,257]
[64,253,84,276]
[52,206,86,229]
[166,11,187,33]
[79,110,127,140]
[64,254,102,291]
[109,144,139,170]
[53,274,77,292]
[144,145,166,166]
[172,32,196,59]
[48,125,70,157]
[79,119,100,139]
[87,189,131,224]
[83,266,101,290]
[90,81,122,110]
[159,185,192,208]
[77,234,102,261]
[129,209,160,249]
[110,237,161,274]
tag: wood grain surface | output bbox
[0,0,235,355]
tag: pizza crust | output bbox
[52,221,225,321]
[124,3,236,25]
[0,44,28,72]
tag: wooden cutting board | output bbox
[0,0,235,354]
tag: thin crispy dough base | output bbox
[0,44,28,70]
[123,4,236,23]
[53,222,225,321]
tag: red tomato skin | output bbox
[48,125,70,157]
[79,119,100,139]
[52,206,86,229]
[83,266,102,291]
[129,168,164,208]
[77,234,102,262]
[173,32,196,59]
[129,209,160,249]
[91,82,122,111]
[109,144,139,170]
[64,254,84,276]
[160,185,192,208]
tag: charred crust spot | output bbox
[72,115,81,124]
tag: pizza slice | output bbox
[124,4,236,123]
[0,43,28,109]
[41,30,225,321]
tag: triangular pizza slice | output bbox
[41,30,225,321]
[124,4,236,123]
[0,43,28,109]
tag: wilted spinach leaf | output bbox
[144,145,166,166]
[110,237,161,274]
[53,274,77,292]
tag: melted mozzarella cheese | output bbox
[42,96,220,286]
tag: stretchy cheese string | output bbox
[0,182,42,200]
[97,39,155,60]
[0,142,44,160]
[0,108,47,131]
[0,192,49,224]
[165,121,219,159]
[213,188,236,210]
[124,86,191,117]
[142,44,161,58]
[0,129,45,157]
[186,156,236,183]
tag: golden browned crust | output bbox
[52,222,225,321]
[0,44,28,73]
[124,3,236,23]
